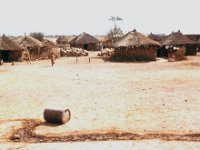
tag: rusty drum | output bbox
[44,109,71,124]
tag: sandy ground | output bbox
[1,52,200,149]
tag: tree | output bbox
[107,16,123,42]
[107,25,123,41]
[30,32,44,41]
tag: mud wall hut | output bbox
[113,30,160,61]
[70,32,100,51]
[0,35,25,62]
[15,35,43,60]
[161,30,197,57]
[56,36,70,48]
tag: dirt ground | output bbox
[1,52,200,149]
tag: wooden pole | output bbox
[38,46,40,60]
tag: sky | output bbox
[0,0,199,36]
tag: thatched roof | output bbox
[185,34,200,42]
[114,30,160,48]
[0,35,25,51]
[15,35,43,48]
[70,32,100,45]
[161,30,196,46]
[42,39,57,48]
[148,33,167,43]
[56,36,69,43]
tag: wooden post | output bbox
[38,46,40,60]
[89,57,90,63]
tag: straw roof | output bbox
[161,30,196,46]
[148,33,167,43]
[0,35,25,51]
[15,35,43,48]
[70,32,100,45]
[114,30,160,48]
[185,34,200,42]
[56,36,69,43]
[42,39,57,48]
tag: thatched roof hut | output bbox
[56,36,69,45]
[56,36,70,49]
[0,35,25,61]
[70,32,100,51]
[113,30,160,61]
[161,30,197,56]
[15,35,43,60]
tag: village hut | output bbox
[0,35,25,62]
[40,39,60,59]
[56,36,70,49]
[161,30,197,57]
[70,32,100,51]
[15,35,43,60]
[113,29,160,61]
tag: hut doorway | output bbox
[1,51,10,62]
[83,44,88,50]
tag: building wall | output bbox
[185,45,197,56]
[0,52,2,60]
[10,51,23,61]
[113,46,157,61]
[0,50,23,62]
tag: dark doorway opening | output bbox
[1,51,10,62]
[83,44,88,50]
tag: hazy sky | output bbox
[0,0,199,36]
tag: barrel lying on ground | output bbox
[44,109,71,124]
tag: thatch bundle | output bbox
[113,30,160,61]
[60,47,88,57]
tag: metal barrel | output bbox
[43,109,71,124]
